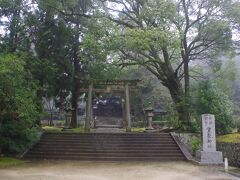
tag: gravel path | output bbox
[0,160,238,180]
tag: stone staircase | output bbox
[95,117,123,128]
[25,133,186,161]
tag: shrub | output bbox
[0,54,41,153]
[195,81,234,134]
[0,122,39,153]
[191,137,201,155]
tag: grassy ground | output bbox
[42,126,91,133]
[131,128,146,133]
[72,128,86,133]
[42,126,150,133]
[0,157,25,168]
[42,126,63,132]
[217,133,240,143]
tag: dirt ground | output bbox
[0,160,238,180]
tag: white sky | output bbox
[0,2,239,41]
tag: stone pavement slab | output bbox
[0,160,238,180]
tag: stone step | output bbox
[35,142,178,147]
[25,155,185,161]
[95,125,123,128]
[41,136,173,139]
[33,145,180,150]
[38,139,174,143]
[29,150,182,156]
[43,133,171,137]
[41,139,173,142]
[28,152,182,158]
[95,128,124,133]
[40,138,173,142]
[29,149,181,153]
[25,132,186,161]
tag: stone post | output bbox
[125,83,131,132]
[85,83,93,132]
[196,114,223,164]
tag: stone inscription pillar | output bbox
[202,114,216,152]
[196,114,223,164]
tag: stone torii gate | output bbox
[80,79,141,132]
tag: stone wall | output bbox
[217,142,240,167]
[173,133,200,155]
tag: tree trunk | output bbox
[49,112,54,126]
[70,31,80,128]
[70,60,80,128]
[184,60,191,128]
[181,0,191,126]
[71,84,78,128]
[162,72,190,130]
[8,0,22,53]
[36,83,44,127]
[160,47,191,130]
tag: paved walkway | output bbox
[0,160,238,180]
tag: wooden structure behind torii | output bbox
[80,79,141,132]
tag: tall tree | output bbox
[39,0,120,127]
[101,0,233,129]
[222,0,240,49]
[53,0,93,128]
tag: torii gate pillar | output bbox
[85,83,93,132]
[125,83,131,132]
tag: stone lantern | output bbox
[144,107,154,130]
[64,101,73,129]
[65,108,72,128]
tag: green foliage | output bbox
[223,1,240,28]
[201,20,232,49]
[191,137,201,155]
[196,81,234,134]
[81,18,122,80]
[213,59,237,94]
[0,124,39,153]
[0,0,238,141]
[140,0,176,22]
[0,54,40,153]
[165,106,181,129]
[123,28,179,52]
[101,0,235,128]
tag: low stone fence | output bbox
[217,142,240,167]
[173,133,200,155]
